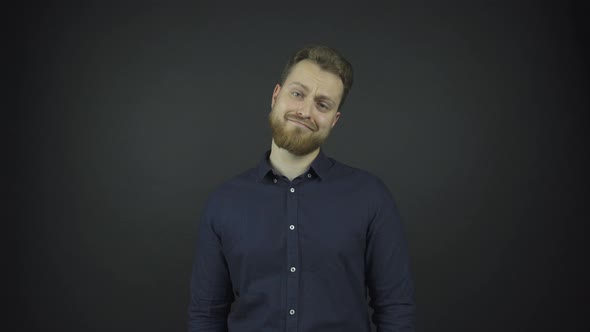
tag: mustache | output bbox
[285,113,317,131]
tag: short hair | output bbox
[280,45,354,109]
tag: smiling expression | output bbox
[268,60,343,156]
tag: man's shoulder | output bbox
[329,158,399,211]
[331,156,398,198]
[327,156,385,185]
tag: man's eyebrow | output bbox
[288,81,309,91]
[287,81,336,105]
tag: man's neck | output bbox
[269,140,319,181]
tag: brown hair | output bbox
[280,45,354,109]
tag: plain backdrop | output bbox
[14,1,588,331]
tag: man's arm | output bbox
[188,198,234,332]
[365,178,416,332]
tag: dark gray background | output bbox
[15,1,588,331]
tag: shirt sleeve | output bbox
[365,178,416,332]
[188,196,234,332]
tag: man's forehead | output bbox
[284,61,343,98]
[286,60,340,83]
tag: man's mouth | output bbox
[287,118,314,131]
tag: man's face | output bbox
[269,60,343,156]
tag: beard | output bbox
[268,110,330,156]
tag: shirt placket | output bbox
[286,183,300,331]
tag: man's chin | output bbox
[274,137,322,156]
[279,126,312,138]
[282,146,318,156]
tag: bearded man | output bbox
[188,45,416,332]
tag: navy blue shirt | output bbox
[188,150,415,332]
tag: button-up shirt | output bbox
[188,149,415,331]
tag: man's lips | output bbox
[287,118,315,131]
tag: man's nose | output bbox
[297,100,313,117]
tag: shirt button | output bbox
[290,188,295,193]
[307,173,312,178]
[290,267,296,272]
[273,178,277,183]
[289,225,295,230]
[289,309,296,315]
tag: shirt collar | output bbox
[256,148,333,181]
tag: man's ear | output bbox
[271,84,281,108]
[331,111,341,128]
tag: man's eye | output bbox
[318,103,328,109]
[292,91,302,97]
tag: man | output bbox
[188,45,416,331]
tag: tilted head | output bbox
[269,45,354,156]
